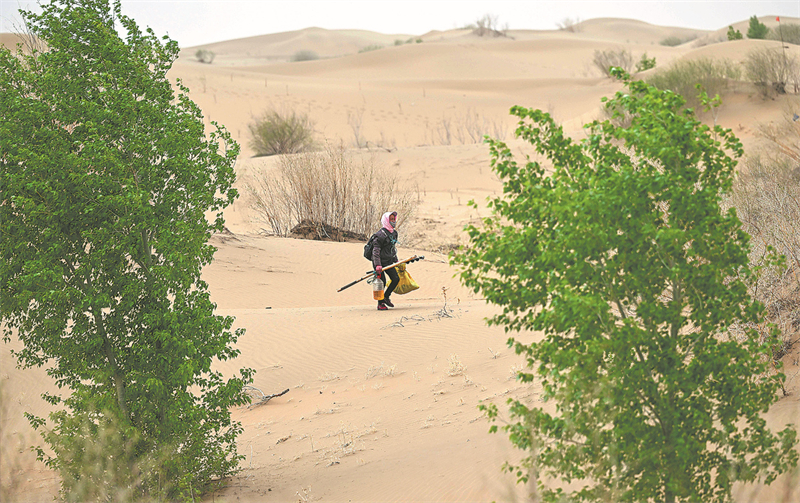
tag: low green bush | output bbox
[645,57,741,109]
[727,26,743,40]
[635,52,656,72]
[247,109,316,157]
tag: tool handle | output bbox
[337,271,376,292]
[380,255,425,273]
[336,256,424,293]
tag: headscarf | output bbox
[381,211,397,232]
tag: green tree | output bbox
[452,70,798,503]
[727,25,743,40]
[747,15,770,39]
[0,0,253,499]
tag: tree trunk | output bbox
[91,305,130,422]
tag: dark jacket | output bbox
[371,227,398,268]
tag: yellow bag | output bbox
[387,268,419,295]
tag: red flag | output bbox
[777,16,780,22]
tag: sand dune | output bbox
[180,27,415,65]
[3,14,800,503]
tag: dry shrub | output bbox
[42,412,153,502]
[14,403,176,503]
[556,17,581,32]
[744,47,800,98]
[645,57,741,110]
[592,48,634,77]
[291,50,319,62]
[447,354,466,376]
[660,35,690,46]
[248,109,316,157]
[727,108,800,365]
[194,49,215,64]
[768,23,800,45]
[247,144,418,240]
[472,14,508,38]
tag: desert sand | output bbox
[2,15,800,503]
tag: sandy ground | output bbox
[2,15,800,503]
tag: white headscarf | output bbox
[381,211,397,232]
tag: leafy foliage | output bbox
[747,15,770,39]
[727,25,743,41]
[452,70,798,503]
[635,52,656,72]
[248,108,316,156]
[0,0,253,499]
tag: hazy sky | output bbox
[1,0,798,47]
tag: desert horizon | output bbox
[2,11,800,503]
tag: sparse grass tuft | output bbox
[431,108,508,146]
[447,354,466,376]
[359,44,384,53]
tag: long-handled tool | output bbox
[337,255,424,292]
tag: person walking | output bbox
[371,211,399,310]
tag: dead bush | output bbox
[744,47,800,98]
[768,23,800,45]
[726,107,800,366]
[592,48,634,77]
[472,14,508,38]
[291,50,319,62]
[194,49,215,64]
[246,144,418,240]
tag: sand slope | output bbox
[3,15,800,503]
